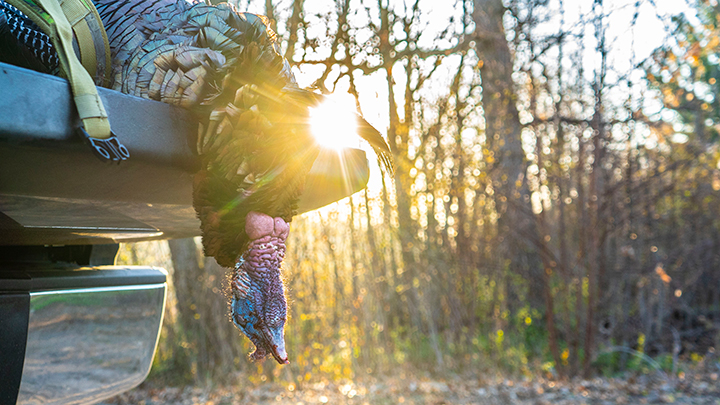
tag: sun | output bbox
[309,94,359,150]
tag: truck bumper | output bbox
[1,267,167,405]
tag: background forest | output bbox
[117,0,720,392]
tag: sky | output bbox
[230,0,700,194]
[557,0,695,73]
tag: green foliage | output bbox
[644,0,720,145]
[594,350,621,378]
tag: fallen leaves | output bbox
[100,368,720,405]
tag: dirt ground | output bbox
[101,371,720,405]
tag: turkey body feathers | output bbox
[95,0,313,261]
[94,0,294,106]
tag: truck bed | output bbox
[0,62,369,246]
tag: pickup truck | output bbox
[0,61,369,404]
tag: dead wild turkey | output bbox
[89,0,393,363]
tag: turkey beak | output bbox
[264,327,289,364]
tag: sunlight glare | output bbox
[310,94,359,150]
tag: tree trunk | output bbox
[472,0,535,265]
[473,0,538,356]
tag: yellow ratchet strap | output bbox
[35,0,109,138]
[59,0,97,78]
[58,0,112,86]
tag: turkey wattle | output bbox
[89,0,393,363]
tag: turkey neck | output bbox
[239,233,286,283]
[240,211,289,278]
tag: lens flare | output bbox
[310,96,359,150]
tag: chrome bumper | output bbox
[0,267,167,405]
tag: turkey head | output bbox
[230,211,289,364]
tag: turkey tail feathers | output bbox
[356,116,394,176]
[283,88,394,176]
